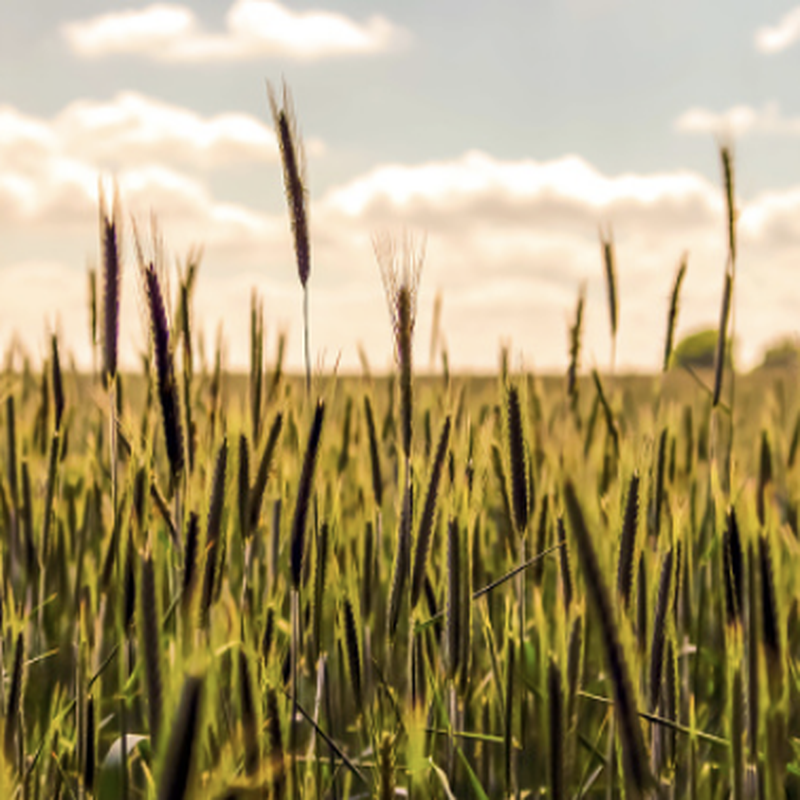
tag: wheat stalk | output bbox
[411,415,451,608]
[663,255,687,372]
[563,480,653,796]
[157,674,204,800]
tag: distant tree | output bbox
[760,337,800,369]
[671,328,735,370]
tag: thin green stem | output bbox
[291,587,300,800]
[303,284,311,398]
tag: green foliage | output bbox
[671,327,735,370]
[1,360,797,798]
[760,337,800,369]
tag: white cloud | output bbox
[0,91,325,240]
[0,92,315,172]
[57,93,278,166]
[739,186,800,246]
[675,102,800,137]
[62,0,408,62]
[320,150,721,242]
[755,7,800,54]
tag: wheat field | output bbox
[0,95,797,800]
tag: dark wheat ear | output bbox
[663,255,687,372]
[4,631,23,769]
[290,400,325,590]
[267,330,286,404]
[712,145,736,408]
[249,290,264,445]
[506,383,530,535]
[262,605,276,664]
[397,282,414,461]
[721,144,736,266]
[617,471,640,610]
[362,520,374,619]
[567,284,585,412]
[374,232,424,461]
[343,596,363,712]
[199,438,228,629]
[592,369,619,457]
[142,259,184,484]
[88,265,98,352]
[651,427,667,541]
[411,415,451,608]
[491,443,516,556]
[99,180,121,383]
[249,412,284,534]
[713,269,732,409]
[445,516,462,681]
[21,460,36,577]
[267,80,310,289]
[237,432,250,540]
[533,493,550,585]
[123,530,136,633]
[51,333,64,431]
[41,429,60,560]
[583,393,600,457]
[759,534,782,697]
[364,394,383,509]
[6,396,18,522]
[747,541,760,760]
[756,431,772,527]
[600,224,618,368]
[181,511,200,612]
[714,143,736,408]
[648,548,673,713]
[788,410,800,469]
[566,612,583,723]
[178,277,196,475]
[266,687,286,800]
[636,552,648,656]
[337,396,353,474]
[722,506,744,628]
[557,516,573,614]
[157,674,204,800]
[238,648,259,776]
[83,694,95,793]
[150,478,178,547]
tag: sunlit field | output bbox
[1,86,800,800]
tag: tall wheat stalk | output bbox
[99,179,129,798]
[268,80,311,395]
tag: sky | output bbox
[3,0,800,374]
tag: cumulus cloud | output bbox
[755,6,800,54]
[0,92,318,172]
[321,151,722,245]
[0,92,323,243]
[675,102,800,137]
[62,0,408,62]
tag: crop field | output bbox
[1,90,800,800]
